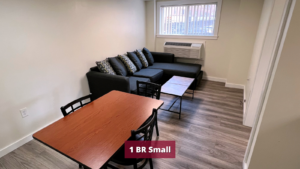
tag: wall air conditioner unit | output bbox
[164,42,203,59]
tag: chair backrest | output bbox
[60,93,92,116]
[131,109,157,141]
[136,81,161,100]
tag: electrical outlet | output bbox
[20,108,29,118]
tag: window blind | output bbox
[160,4,217,36]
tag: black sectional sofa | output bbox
[86,51,203,101]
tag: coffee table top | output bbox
[161,76,194,96]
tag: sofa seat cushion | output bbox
[129,76,150,93]
[132,69,163,82]
[148,63,202,78]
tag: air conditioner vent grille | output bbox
[164,41,203,59]
[165,42,192,47]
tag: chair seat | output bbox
[133,69,164,82]
[110,135,144,166]
[110,145,144,166]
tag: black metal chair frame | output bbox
[105,109,157,169]
[136,81,161,100]
[136,81,161,137]
[60,93,92,117]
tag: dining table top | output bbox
[33,90,164,169]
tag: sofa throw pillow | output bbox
[96,59,116,75]
[108,57,127,76]
[136,49,148,68]
[142,47,154,65]
[127,52,143,70]
[118,54,137,74]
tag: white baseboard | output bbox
[203,76,227,83]
[243,161,248,169]
[0,117,61,158]
[203,76,245,90]
[0,134,33,158]
[225,82,245,89]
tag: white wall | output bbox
[146,0,156,51]
[147,0,263,86]
[244,0,288,127]
[246,0,275,105]
[0,0,146,156]
[248,0,300,168]
[226,0,264,85]
[155,0,241,80]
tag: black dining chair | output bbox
[136,81,161,100]
[106,109,157,169]
[136,81,161,136]
[60,93,92,169]
[60,93,92,117]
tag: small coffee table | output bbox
[160,76,195,119]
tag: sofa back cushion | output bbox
[118,54,137,75]
[108,57,127,76]
[95,59,116,75]
[142,47,154,65]
[136,49,149,68]
[90,66,100,72]
[127,52,143,70]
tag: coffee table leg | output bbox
[192,89,195,99]
[179,96,182,119]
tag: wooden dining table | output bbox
[33,90,164,169]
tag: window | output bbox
[157,0,222,39]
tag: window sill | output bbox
[156,35,218,40]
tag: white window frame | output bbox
[156,0,222,40]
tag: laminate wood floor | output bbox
[0,80,251,169]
